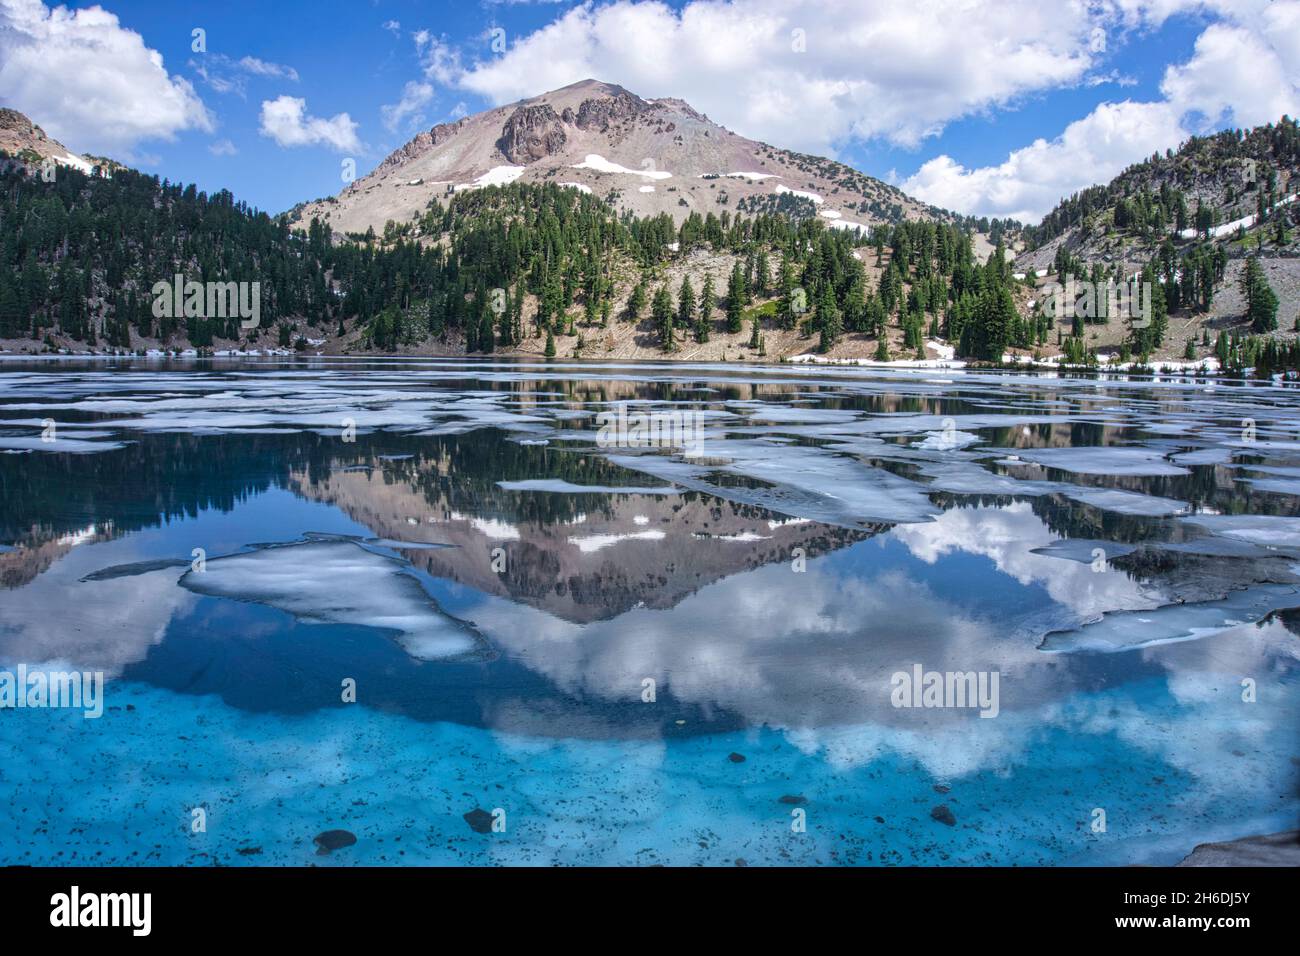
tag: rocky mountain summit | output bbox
[291,79,951,237]
[0,108,104,175]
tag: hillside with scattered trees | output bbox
[3,118,1299,376]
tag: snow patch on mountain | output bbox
[455,165,526,191]
[1176,193,1297,239]
[572,154,672,180]
[775,184,823,204]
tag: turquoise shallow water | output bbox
[3,664,1294,866]
[1,359,1297,865]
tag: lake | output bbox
[1,357,1297,866]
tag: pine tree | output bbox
[755,251,770,297]
[817,285,841,353]
[540,271,564,331]
[1242,257,1279,332]
[725,262,745,333]
[0,281,21,338]
[626,281,647,323]
[777,257,797,330]
[677,276,696,332]
[652,285,675,351]
[479,304,495,353]
[512,278,527,343]
[699,274,716,322]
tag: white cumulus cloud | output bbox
[902,0,1300,222]
[452,0,1109,154]
[258,95,361,152]
[0,0,213,155]
[902,100,1187,224]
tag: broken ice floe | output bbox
[1238,477,1300,496]
[1180,514,1300,551]
[496,479,680,495]
[80,558,192,581]
[178,538,490,662]
[914,429,982,451]
[0,433,126,454]
[361,538,454,551]
[1039,584,1300,653]
[1030,539,1138,565]
[1063,487,1190,517]
[1003,446,1189,477]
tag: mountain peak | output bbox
[294,80,946,234]
[549,78,628,95]
[0,106,100,175]
[0,107,52,148]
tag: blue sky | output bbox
[1,0,1296,222]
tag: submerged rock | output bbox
[313,829,357,855]
[728,752,746,763]
[930,805,957,826]
[463,808,494,834]
[1176,831,1300,866]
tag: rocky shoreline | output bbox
[1176,830,1300,866]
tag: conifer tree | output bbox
[817,285,841,353]
[726,262,746,333]
[652,285,675,350]
[678,276,696,332]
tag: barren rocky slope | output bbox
[290,79,952,237]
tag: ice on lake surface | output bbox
[0,357,1297,866]
[176,537,490,662]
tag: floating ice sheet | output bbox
[497,479,680,495]
[1039,584,1300,652]
[1239,477,1300,496]
[0,434,126,453]
[1063,487,1190,516]
[1030,539,1138,564]
[361,538,453,551]
[1004,446,1189,476]
[81,558,191,581]
[1180,514,1300,550]
[179,539,489,662]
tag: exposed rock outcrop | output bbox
[375,117,472,175]
[496,104,567,164]
[574,91,648,132]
